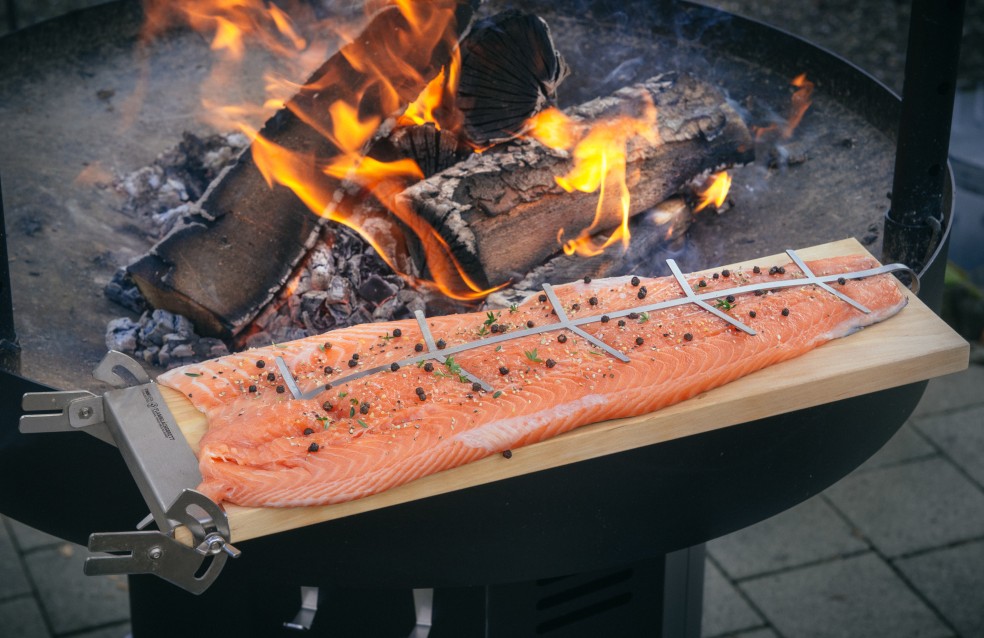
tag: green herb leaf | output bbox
[477,325,489,336]
[524,348,542,363]
[715,298,733,311]
[638,312,650,323]
[444,356,462,375]
[349,407,356,418]
[587,350,604,356]
[350,398,359,405]
[381,332,393,341]
[509,303,518,313]
[493,390,503,398]
[184,372,202,377]
[338,391,348,398]
[495,345,503,352]
[357,419,369,428]
[483,311,499,326]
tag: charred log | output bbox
[126,1,478,338]
[456,10,569,145]
[399,73,754,289]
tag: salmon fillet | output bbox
[158,254,907,508]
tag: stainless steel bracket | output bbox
[19,351,239,594]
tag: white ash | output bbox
[241,225,420,349]
[106,309,229,370]
[115,131,248,238]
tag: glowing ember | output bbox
[527,98,659,257]
[694,171,732,212]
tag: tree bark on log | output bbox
[398,72,754,289]
[127,1,478,338]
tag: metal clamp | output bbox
[19,351,239,594]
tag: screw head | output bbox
[148,546,163,560]
[77,406,93,419]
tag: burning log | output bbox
[126,1,479,338]
[398,73,754,289]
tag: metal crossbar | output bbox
[276,250,918,402]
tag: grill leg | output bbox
[661,544,705,638]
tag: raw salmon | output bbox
[158,254,907,507]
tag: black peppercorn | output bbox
[417,392,427,401]
[684,333,693,341]
[502,450,513,459]
[630,276,640,286]
[436,339,446,349]
[546,359,556,368]
[712,273,719,280]
[360,402,370,415]
[637,290,647,300]
[390,362,400,372]
[722,269,730,277]
[392,328,402,337]
[424,362,434,372]
[838,277,847,285]
[276,385,285,394]
[698,280,707,287]
[256,360,266,369]
[584,276,592,283]
[749,310,757,318]
[415,387,425,396]
[472,382,482,392]
[499,366,509,375]
[491,324,499,333]
[778,267,786,274]
[726,295,735,303]
[352,353,359,360]
[248,385,257,393]
[635,337,644,346]
[770,266,779,275]
[324,366,333,375]
[557,334,568,344]
[782,308,790,316]
[571,303,580,311]
[348,359,358,368]
[538,293,547,302]
[601,315,610,323]
[753,266,761,274]
[618,320,626,327]
[322,401,333,412]
[414,343,424,352]
[267,372,276,382]
[308,442,319,452]
[527,320,535,328]
[589,296,598,305]
[303,428,314,436]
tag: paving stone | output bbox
[702,560,763,637]
[825,457,984,557]
[5,517,64,553]
[0,597,51,638]
[707,497,868,579]
[896,540,984,638]
[914,404,984,488]
[74,623,133,638]
[0,519,32,600]
[24,544,130,635]
[911,366,984,419]
[740,552,949,638]
[855,422,937,473]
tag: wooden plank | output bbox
[162,238,969,543]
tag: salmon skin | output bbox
[158,254,907,508]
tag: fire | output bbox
[755,72,815,142]
[138,0,499,300]
[399,49,460,129]
[783,73,814,139]
[694,171,732,212]
[528,99,659,257]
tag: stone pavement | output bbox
[1,359,980,638]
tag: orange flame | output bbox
[694,171,732,212]
[783,73,814,139]
[755,72,815,142]
[528,99,659,257]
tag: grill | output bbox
[0,0,965,636]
